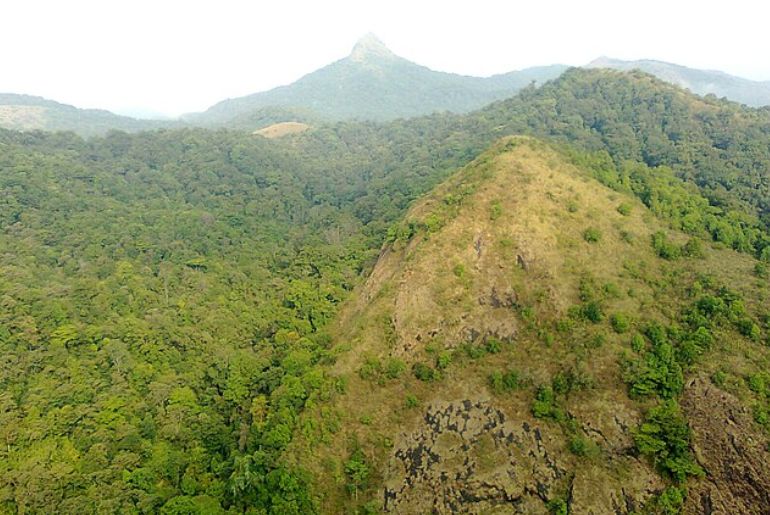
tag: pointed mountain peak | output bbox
[350,33,396,62]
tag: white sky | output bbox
[2,0,768,118]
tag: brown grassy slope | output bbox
[253,121,311,138]
[290,137,770,514]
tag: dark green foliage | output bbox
[0,126,472,513]
[463,343,488,359]
[412,362,440,382]
[583,227,602,243]
[652,231,681,260]
[488,369,521,394]
[552,368,592,396]
[568,435,594,457]
[547,498,568,515]
[360,357,407,384]
[634,401,703,482]
[625,327,684,399]
[532,386,566,422]
[581,301,604,323]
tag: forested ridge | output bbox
[1,68,770,513]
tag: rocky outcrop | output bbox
[383,400,565,513]
[682,377,770,515]
[382,399,661,514]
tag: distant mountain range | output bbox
[184,34,568,126]
[0,93,176,137]
[2,36,770,136]
[587,57,770,107]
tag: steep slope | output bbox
[0,93,176,136]
[587,57,770,107]
[186,34,567,126]
[292,137,770,513]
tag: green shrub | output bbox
[610,313,630,333]
[646,486,685,515]
[485,337,502,354]
[617,203,632,216]
[385,358,406,379]
[568,435,593,456]
[463,343,487,359]
[358,357,383,382]
[489,369,521,394]
[624,342,684,399]
[736,318,761,341]
[652,231,681,260]
[582,301,604,323]
[547,498,568,515]
[681,238,704,258]
[404,394,419,409]
[532,386,565,422]
[412,362,438,382]
[345,449,370,499]
[435,351,452,370]
[752,404,769,427]
[711,370,727,387]
[634,400,703,482]
[583,227,601,243]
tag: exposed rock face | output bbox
[682,377,770,515]
[383,400,565,513]
[479,286,518,309]
[383,400,661,514]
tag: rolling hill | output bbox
[0,93,176,136]
[587,57,770,107]
[185,34,568,127]
[293,137,770,513]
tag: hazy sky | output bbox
[3,0,768,117]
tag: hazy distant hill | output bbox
[0,93,176,136]
[587,57,770,107]
[186,34,568,127]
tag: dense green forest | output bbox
[2,68,770,513]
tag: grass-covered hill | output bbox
[1,68,770,513]
[292,137,770,513]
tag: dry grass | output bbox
[253,121,310,138]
